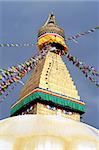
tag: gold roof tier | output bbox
[19,52,80,100]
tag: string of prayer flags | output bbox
[0,43,34,48]
[0,26,98,48]
[65,53,99,77]
[65,26,99,43]
[0,84,17,103]
[0,48,49,97]
[64,52,99,87]
[0,79,25,103]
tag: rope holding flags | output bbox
[0,43,34,48]
[0,26,98,48]
[0,79,25,103]
[64,52,99,87]
[0,48,51,101]
[65,26,99,43]
[0,25,99,102]
[0,84,17,103]
[0,46,99,102]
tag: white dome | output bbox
[0,115,98,150]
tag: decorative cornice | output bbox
[11,87,85,109]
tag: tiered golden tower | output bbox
[10,13,85,121]
[0,13,98,150]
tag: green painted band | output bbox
[10,91,85,115]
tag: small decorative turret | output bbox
[38,13,65,38]
[37,13,68,53]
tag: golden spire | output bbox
[43,13,57,26]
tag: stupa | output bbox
[0,13,98,150]
[10,13,85,120]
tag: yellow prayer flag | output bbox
[0,75,2,80]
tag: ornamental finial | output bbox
[43,13,56,26]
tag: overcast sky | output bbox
[0,0,99,129]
